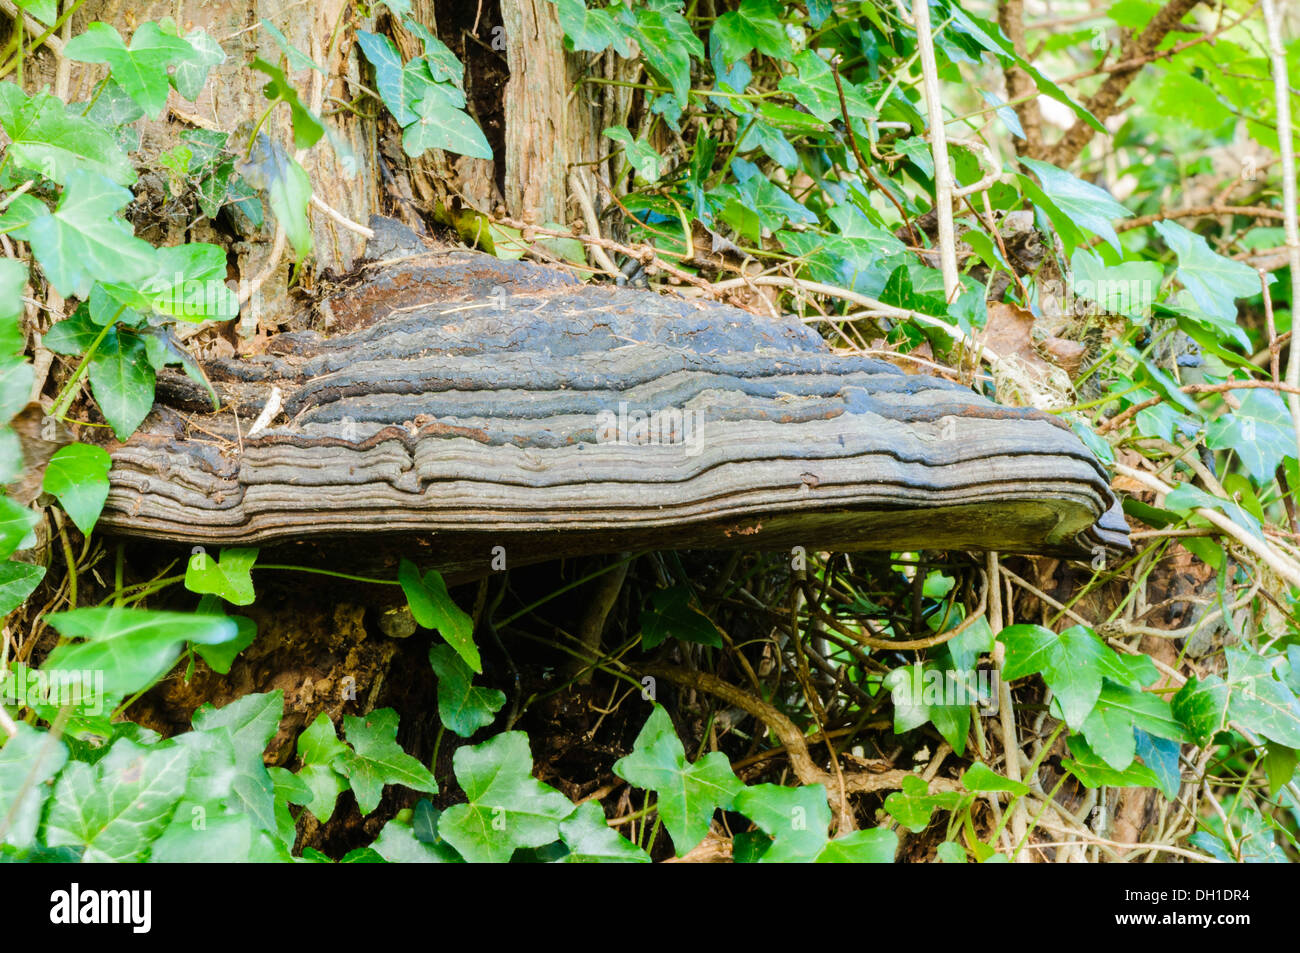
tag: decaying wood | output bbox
[99,244,1129,575]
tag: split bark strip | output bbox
[1260,0,1300,464]
[911,0,960,303]
[987,551,1029,859]
[1043,0,1203,167]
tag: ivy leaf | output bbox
[42,306,101,356]
[0,356,33,422]
[400,559,479,673]
[1164,483,1264,541]
[1207,389,1296,482]
[734,783,832,862]
[41,443,111,535]
[438,731,575,863]
[1061,735,1160,790]
[712,0,792,65]
[0,722,68,849]
[1225,647,1300,748]
[961,762,1030,795]
[190,691,282,838]
[1154,220,1262,323]
[295,712,350,823]
[814,827,898,863]
[87,327,156,440]
[338,708,439,815]
[102,243,240,324]
[356,30,430,126]
[185,546,258,606]
[0,560,45,616]
[621,2,704,107]
[557,800,650,863]
[777,50,875,122]
[238,133,313,258]
[1079,682,1187,771]
[0,260,26,345]
[171,28,227,101]
[613,704,742,855]
[639,584,723,650]
[45,738,191,862]
[372,810,461,862]
[64,21,198,118]
[261,18,322,73]
[428,643,505,738]
[1172,674,1231,746]
[44,607,237,702]
[883,774,967,833]
[604,125,666,182]
[0,497,38,560]
[24,169,157,299]
[251,58,325,152]
[998,623,1131,728]
[192,596,258,674]
[402,87,493,160]
[554,0,632,56]
[1018,157,1130,254]
[14,0,56,25]
[0,84,135,186]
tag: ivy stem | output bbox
[48,312,121,421]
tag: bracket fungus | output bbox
[99,246,1128,576]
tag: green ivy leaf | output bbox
[613,704,742,855]
[621,2,704,108]
[1206,389,1296,483]
[44,607,237,701]
[428,643,505,737]
[171,28,227,101]
[0,497,39,560]
[1225,647,1300,748]
[639,584,723,650]
[1172,674,1231,746]
[1061,735,1160,790]
[45,737,191,862]
[734,783,832,862]
[0,356,33,422]
[960,762,1030,795]
[557,800,650,862]
[402,87,493,159]
[24,169,157,299]
[438,731,575,863]
[0,85,135,186]
[101,243,240,324]
[399,559,479,673]
[372,810,461,862]
[338,708,439,815]
[42,443,111,535]
[0,722,68,849]
[712,0,791,65]
[86,327,156,440]
[882,774,967,833]
[238,133,313,258]
[192,596,258,673]
[604,125,666,182]
[295,712,350,823]
[0,560,45,616]
[185,546,258,605]
[814,827,898,863]
[1080,681,1188,771]
[261,18,322,73]
[64,21,199,118]
[998,623,1131,728]
[777,49,875,123]
[1018,157,1131,253]
[1154,219,1262,324]
[356,30,433,126]
[554,0,632,56]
